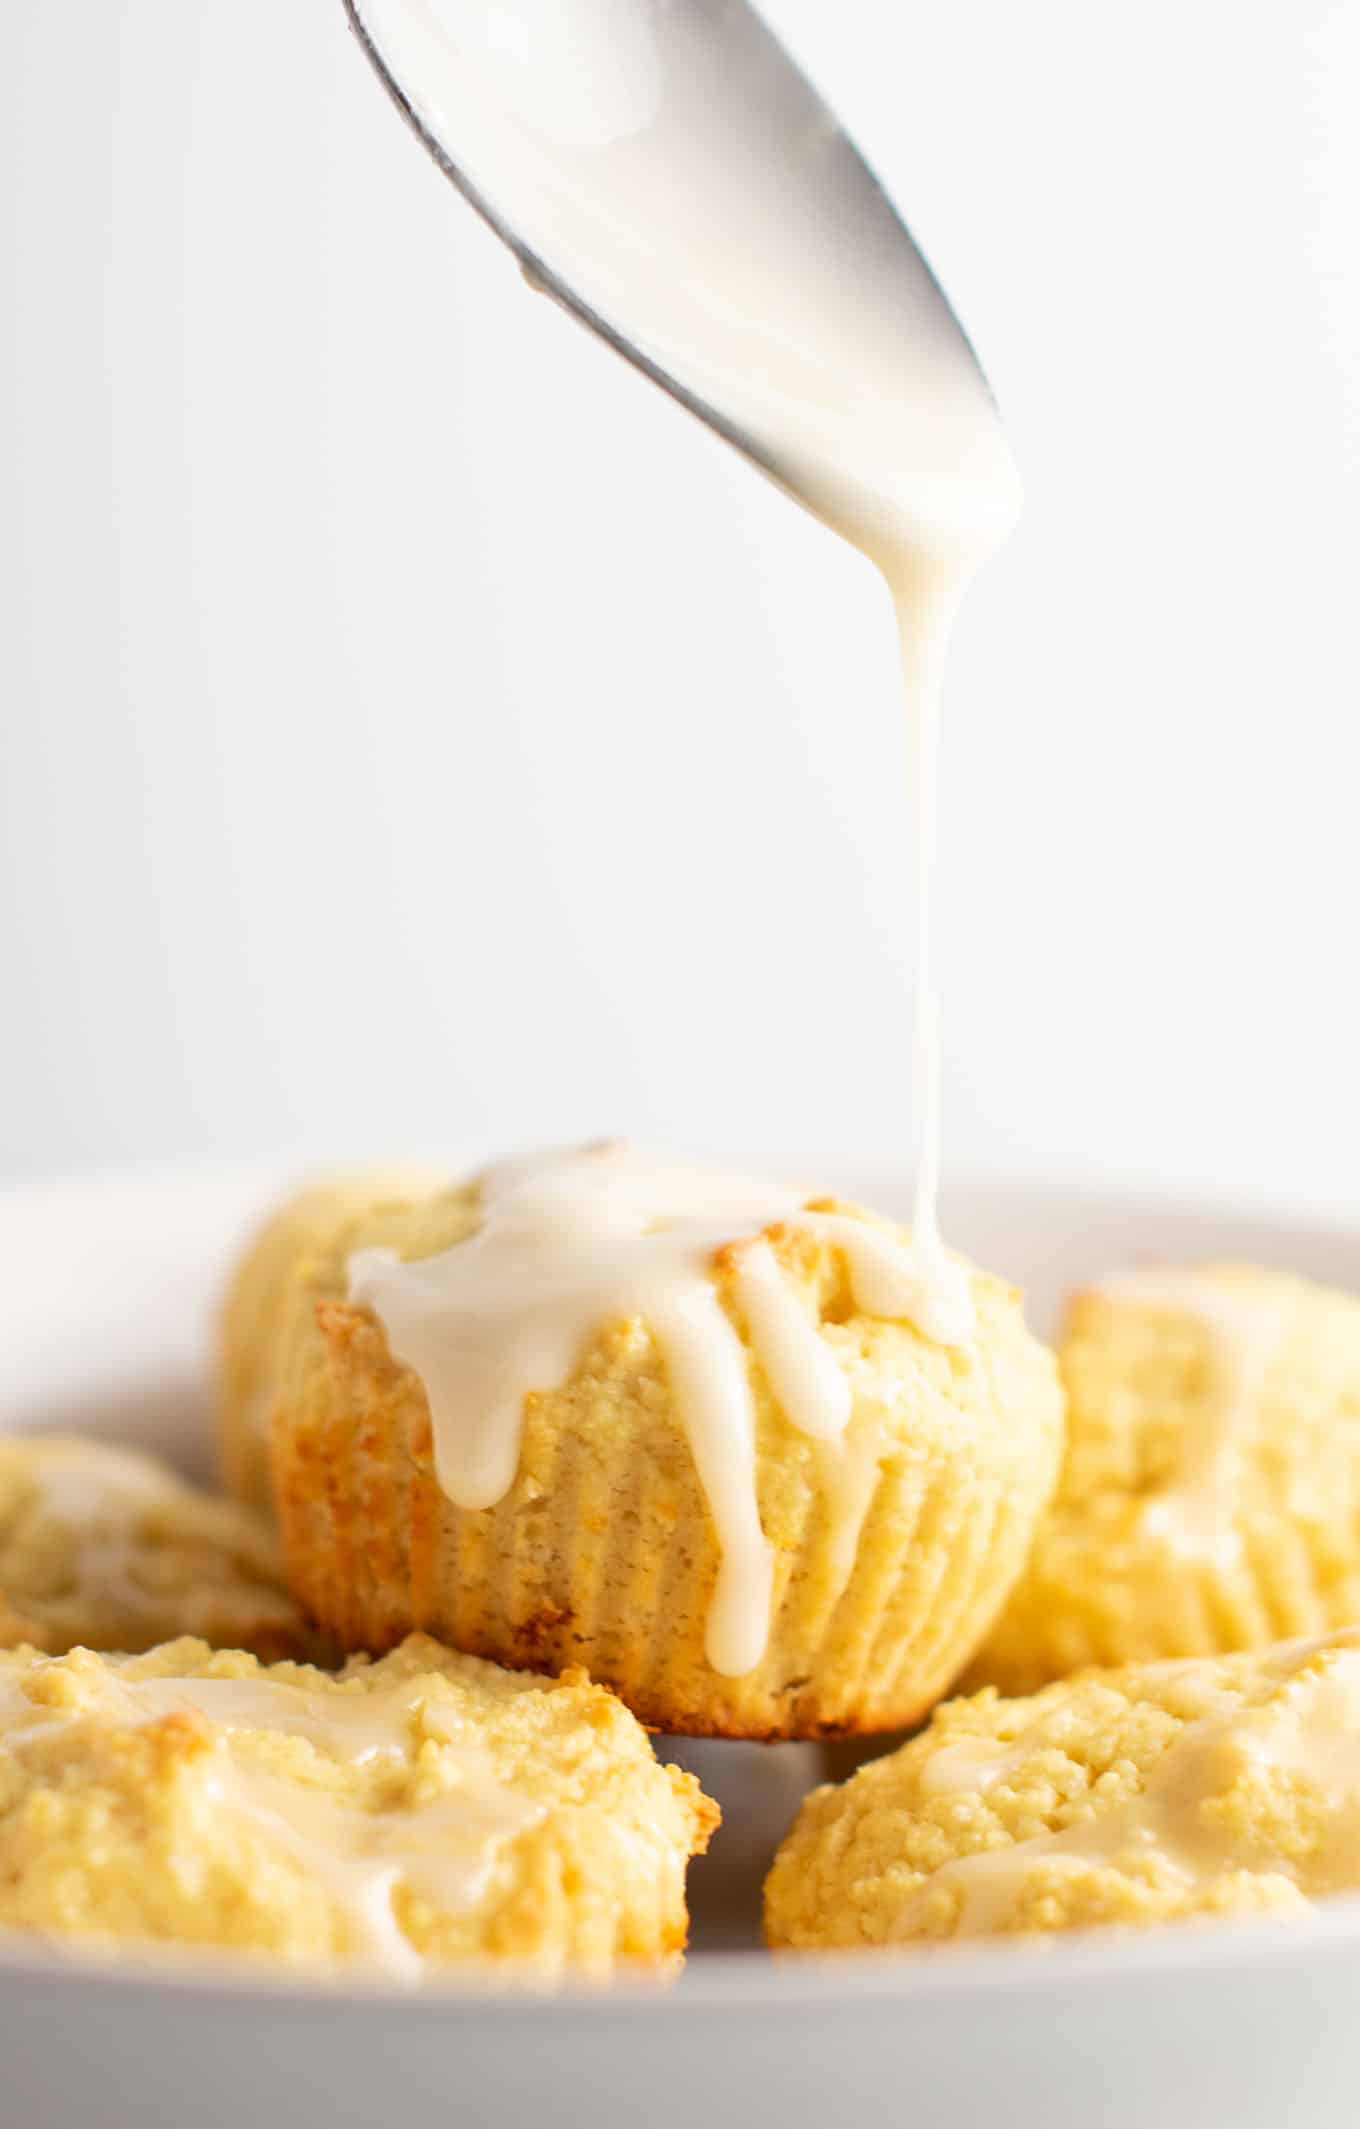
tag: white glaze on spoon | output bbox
[348,1141,974,1674]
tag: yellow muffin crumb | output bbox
[765,1627,1360,1948]
[971,1265,1360,1693]
[243,1164,1063,1739]
[0,1437,306,1661]
[0,1633,716,1979]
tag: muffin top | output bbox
[972,1263,1360,1691]
[0,1633,715,1977]
[765,1625,1360,1947]
[335,1142,1042,1678]
[0,1436,305,1662]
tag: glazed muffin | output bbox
[0,1436,306,1662]
[765,1625,1360,1949]
[971,1264,1360,1695]
[219,1171,444,1513]
[0,1633,715,1979]
[250,1143,1063,1739]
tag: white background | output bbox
[3,1,1358,1215]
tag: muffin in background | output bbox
[0,1633,715,1979]
[248,1145,1064,1739]
[0,1435,307,1662]
[970,1264,1360,1695]
[765,1626,1360,1950]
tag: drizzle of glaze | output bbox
[198,1763,537,1977]
[122,1675,424,1765]
[908,1631,1360,1936]
[914,1733,1029,1800]
[0,1659,540,1977]
[347,1141,975,1675]
[1098,1268,1293,1562]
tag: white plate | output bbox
[3,1167,1360,2129]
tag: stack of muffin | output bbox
[6,1147,1360,1977]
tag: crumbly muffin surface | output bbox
[0,1633,715,1978]
[972,1265,1360,1693]
[765,1627,1360,1948]
[0,1436,305,1661]
[256,1165,1064,1738]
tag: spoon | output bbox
[340,0,1017,1329]
[340,0,1018,563]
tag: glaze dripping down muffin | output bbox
[236,1142,1063,1738]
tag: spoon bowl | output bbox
[341,0,1017,557]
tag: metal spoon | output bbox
[340,0,1013,547]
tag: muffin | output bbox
[0,1633,716,1979]
[248,1142,1063,1739]
[971,1264,1360,1695]
[0,1436,307,1661]
[765,1625,1360,1948]
[219,1170,441,1511]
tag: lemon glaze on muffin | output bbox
[0,1437,306,1662]
[970,1264,1360,1695]
[249,1143,1063,1739]
[0,1633,715,1979]
[764,1625,1360,1949]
